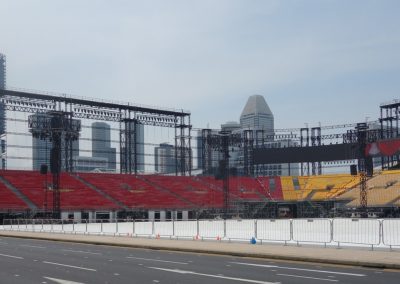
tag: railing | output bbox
[1,218,400,249]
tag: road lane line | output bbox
[0,253,24,259]
[44,276,86,284]
[20,244,46,249]
[230,262,366,277]
[0,241,9,245]
[42,261,97,272]
[126,256,188,265]
[277,273,338,282]
[147,267,280,284]
[62,249,101,255]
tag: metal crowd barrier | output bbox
[333,218,381,249]
[382,219,400,249]
[292,219,332,247]
[2,218,399,248]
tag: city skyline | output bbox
[1,1,398,130]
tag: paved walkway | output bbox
[1,230,400,270]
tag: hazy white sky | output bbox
[1,0,399,130]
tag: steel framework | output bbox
[311,127,322,175]
[28,111,81,217]
[380,100,400,169]
[0,89,192,176]
[202,132,243,216]
[356,123,369,209]
[300,128,310,176]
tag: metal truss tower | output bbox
[28,111,81,217]
[300,128,310,176]
[202,132,243,217]
[356,123,368,210]
[243,130,254,176]
[201,129,212,175]
[380,100,400,169]
[311,127,322,175]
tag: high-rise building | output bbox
[31,113,80,171]
[120,121,145,173]
[0,53,5,135]
[240,94,274,140]
[0,53,6,169]
[154,143,176,174]
[237,95,298,176]
[92,122,116,171]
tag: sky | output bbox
[0,0,399,130]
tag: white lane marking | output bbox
[147,267,280,284]
[62,249,101,255]
[0,241,9,245]
[230,262,366,277]
[0,253,24,259]
[127,256,188,265]
[277,273,338,282]
[44,276,86,284]
[42,261,97,272]
[20,244,46,249]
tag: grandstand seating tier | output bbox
[0,170,398,211]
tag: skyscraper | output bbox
[92,122,116,170]
[154,143,176,174]
[240,94,274,140]
[120,121,145,173]
[0,54,6,169]
[0,53,6,135]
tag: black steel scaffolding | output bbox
[380,100,400,169]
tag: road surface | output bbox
[0,236,397,284]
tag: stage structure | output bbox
[28,111,81,217]
[0,89,191,215]
[0,89,192,176]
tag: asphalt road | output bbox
[0,236,398,284]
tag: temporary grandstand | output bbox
[1,169,400,220]
[0,87,399,221]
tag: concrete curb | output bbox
[2,231,400,270]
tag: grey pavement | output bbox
[1,230,400,271]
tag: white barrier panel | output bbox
[333,219,380,245]
[87,223,102,234]
[102,223,117,235]
[154,221,173,236]
[134,221,153,236]
[292,219,331,244]
[174,221,197,237]
[382,219,400,246]
[42,224,53,232]
[226,220,255,240]
[63,224,74,233]
[52,224,63,232]
[74,223,87,233]
[118,222,134,235]
[256,219,291,241]
[28,223,35,231]
[199,220,224,238]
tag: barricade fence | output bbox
[2,218,400,248]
